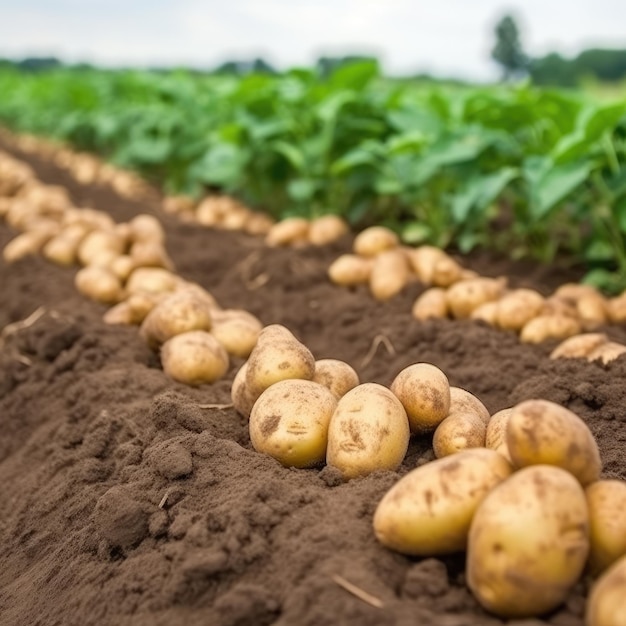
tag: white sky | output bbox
[0,0,625,80]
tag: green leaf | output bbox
[197,143,247,187]
[401,222,431,244]
[329,60,379,90]
[287,178,317,202]
[271,141,306,172]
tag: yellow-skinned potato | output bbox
[139,290,213,348]
[74,266,124,304]
[220,205,249,231]
[160,330,228,385]
[353,226,399,257]
[129,241,174,271]
[449,387,490,424]
[470,301,499,326]
[308,215,349,245]
[231,362,256,418]
[586,554,626,626]
[128,214,165,244]
[244,212,274,236]
[520,315,582,344]
[109,254,135,282]
[374,448,512,555]
[607,294,626,324]
[249,379,337,468]
[327,383,409,479]
[542,295,579,319]
[174,282,221,312]
[554,282,600,302]
[163,195,195,215]
[550,333,608,360]
[77,229,126,266]
[577,293,609,329]
[586,480,626,574]
[432,412,486,458]
[369,249,409,301]
[3,230,53,263]
[210,309,263,358]
[328,254,373,286]
[103,301,135,325]
[390,363,450,433]
[125,267,180,296]
[312,358,360,398]
[431,256,463,288]
[447,278,506,319]
[412,287,449,320]
[506,399,602,486]
[265,217,310,247]
[467,465,589,618]
[496,288,545,331]
[587,341,626,365]
[485,408,513,462]
[406,246,447,284]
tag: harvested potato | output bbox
[587,341,626,365]
[139,290,213,348]
[103,302,135,325]
[126,267,180,295]
[249,379,338,468]
[406,246,447,284]
[554,282,600,302]
[520,315,581,343]
[3,230,54,263]
[369,249,410,301]
[449,387,490,424]
[129,241,174,270]
[308,215,349,245]
[109,255,135,282]
[431,256,463,288]
[374,448,512,555]
[496,289,545,331]
[586,480,626,574]
[265,217,310,247]
[244,213,274,236]
[467,465,589,618]
[210,309,263,358]
[328,254,373,286]
[586,554,626,626]
[577,293,609,329]
[485,408,513,462]
[432,412,486,458]
[220,206,249,230]
[390,363,450,433]
[506,399,602,486]
[75,266,124,304]
[412,287,449,320]
[447,278,505,319]
[43,232,82,266]
[542,295,579,319]
[607,294,626,324]
[160,331,229,385]
[77,229,126,266]
[163,195,195,215]
[312,359,360,398]
[550,333,609,360]
[231,362,256,418]
[174,282,221,311]
[353,226,399,257]
[326,383,410,479]
[470,301,499,326]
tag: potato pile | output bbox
[374,396,626,622]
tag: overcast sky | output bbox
[0,0,625,79]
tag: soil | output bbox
[2,139,626,626]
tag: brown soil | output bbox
[2,140,626,626]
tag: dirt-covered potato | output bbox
[390,363,450,433]
[353,226,399,257]
[210,309,263,358]
[587,341,626,364]
[520,315,582,343]
[75,266,124,304]
[586,554,626,626]
[431,256,463,288]
[485,408,513,462]
[249,379,338,468]
[496,288,545,331]
[312,359,360,398]
[139,290,213,348]
[369,249,410,301]
[160,330,229,385]
[448,387,490,424]
[412,287,449,320]
[506,399,602,486]
[326,383,410,479]
[447,278,506,319]
[328,254,373,286]
[125,267,180,295]
[308,215,349,246]
[470,301,499,326]
[265,217,310,247]
[231,362,256,418]
[374,448,512,555]
[406,245,447,284]
[586,480,626,574]
[433,412,487,458]
[550,333,609,360]
[467,465,589,618]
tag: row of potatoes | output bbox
[0,150,264,386]
[228,323,624,624]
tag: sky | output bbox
[0,0,625,80]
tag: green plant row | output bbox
[0,62,625,289]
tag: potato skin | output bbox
[448,387,490,424]
[353,226,399,257]
[485,408,513,462]
[496,289,544,331]
[312,359,360,399]
[231,362,256,418]
[374,448,512,555]
[586,554,626,626]
[412,287,449,320]
[328,254,372,286]
[369,249,409,301]
[446,278,505,319]
[520,315,581,344]
[506,399,602,486]
[586,480,626,574]
[432,412,486,458]
[308,215,348,246]
[390,363,450,433]
[326,383,410,479]
[249,379,337,468]
[550,333,608,360]
[467,465,590,618]
[210,309,262,358]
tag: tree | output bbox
[491,15,528,80]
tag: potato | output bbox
[210,309,263,358]
[103,292,163,326]
[506,399,602,486]
[308,215,349,246]
[163,195,195,215]
[412,287,449,320]
[431,256,463,288]
[103,302,135,325]
[353,226,399,257]
[607,294,626,324]
[126,267,180,295]
[43,232,82,266]
[77,229,126,266]
[374,448,512,555]
[520,315,582,343]
[220,205,249,231]
[470,301,499,326]
[74,266,124,304]
[554,282,600,302]
[496,289,545,331]
[326,383,410,479]
[432,412,486,458]
[139,290,213,348]
[3,230,52,263]
[109,254,135,282]
[160,331,228,385]
[467,465,589,618]
[577,293,609,329]
[129,241,174,271]
[542,295,579,319]
[448,387,490,424]
[369,249,410,301]
[406,246,447,284]
[249,379,337,468]
[586,554,626,626]
[231,362,256,418]
[587,341,626,365]
[328,254,372,286]
[312,358,360,398]
[586,480,626,574]
[390,363,451,433]
[265,217,310,247]
[244,213,274,236]
[550,333,609,360]
[196,197,225,226]
[485,408,513,462]
[245,324,315,402]
[174,282,221,311]
[447,278,506,319]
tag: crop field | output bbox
[1,65,626,626]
